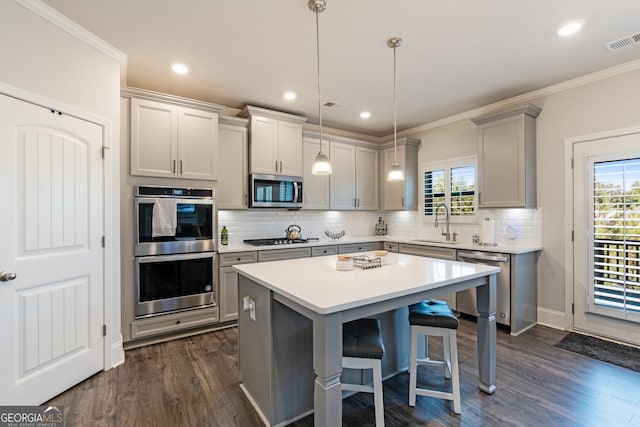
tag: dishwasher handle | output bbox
[458,251,508,263]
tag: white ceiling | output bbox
[43,0,640,137]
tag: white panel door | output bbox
[573,131,640,344]
[0,94,104,404]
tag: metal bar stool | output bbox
[408,300,461,414]
[342,318,386,427]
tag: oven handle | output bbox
[135,197,213,205]
[136,252,214,263]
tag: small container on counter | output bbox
[336,255,354,271]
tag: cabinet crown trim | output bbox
[470,103,542,126]
[239,105,307,124]
[380,136,421,150]
[219,115,249,127]
[121,86,224,113]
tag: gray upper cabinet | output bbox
[302,136,330,210]
[329,141,379,211]
[218,116,249,209]
[125,88,223,180]
[381,137,420,211]
[472,104,541,208]
[239,106,307,176]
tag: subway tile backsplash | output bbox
[218,208,542,248]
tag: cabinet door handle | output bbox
[279,161,283,173]
[401,197,404,208]
[180,160,183,174]
[244,193,248,206]
[275,161,278,172]
[173,160,176,173]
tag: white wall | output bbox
[0,0,125,366]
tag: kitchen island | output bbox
[234,252,500,427]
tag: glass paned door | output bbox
[592,159,640,313]
[573,132,640,342]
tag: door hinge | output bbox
[102,236,106,247]
[102,324,107,337]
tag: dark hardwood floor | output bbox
[47,319,640,426]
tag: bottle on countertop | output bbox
[221,226,228,246]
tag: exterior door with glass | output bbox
[573,131,640,344]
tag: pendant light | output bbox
[387,37,405,182]
[309,0,332,175]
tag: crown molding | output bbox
[398,58,640,137]
[120,86,224,113]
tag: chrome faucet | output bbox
[434,203,451,241]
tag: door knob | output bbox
[0,271,17,282]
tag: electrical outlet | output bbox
[243,296,256,321]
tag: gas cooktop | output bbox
[243,238,309,246]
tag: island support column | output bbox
[476,273,497,394]
[312,313,343,426]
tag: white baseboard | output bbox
[537,307,566,331]
[111,338,125,368]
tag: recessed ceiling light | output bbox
[557,21,583,37]
[171,63,189,74]
[360,111,371,119]
[283,91,297,100]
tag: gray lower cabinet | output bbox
[382,241,399,253]
[238,274,409,426]
[219,251,258,322]
[338,242,382,253]
[311,245,338,256]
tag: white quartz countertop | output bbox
[218,235,541,255]
[233,251,500,314]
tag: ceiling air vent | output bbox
[605,32,640,51]
[322,101,344,109]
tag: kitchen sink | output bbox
[413,239,460,245]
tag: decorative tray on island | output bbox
[352,255,382,270]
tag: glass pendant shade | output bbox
[388,161,404,181]
[312,151,332,175]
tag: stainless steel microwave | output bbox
[250,173,303,208]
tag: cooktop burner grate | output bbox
[243,238,309,246]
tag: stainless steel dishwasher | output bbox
[456,250,511,327]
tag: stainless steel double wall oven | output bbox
[134,186,216,317]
